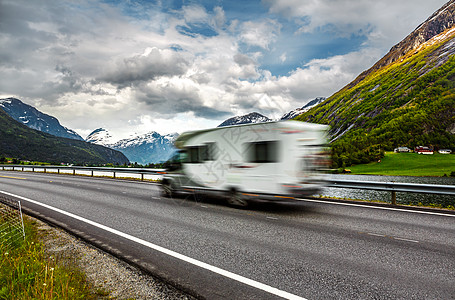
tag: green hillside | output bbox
[296,30,455,168]
[0,108,129,165]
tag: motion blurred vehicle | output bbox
[161,120,330,206]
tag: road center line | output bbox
[0,175,27,180]
[1,190,306,300]
[300,198,455,218]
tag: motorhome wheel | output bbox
[227,190,248,207]
[161,182,174,197]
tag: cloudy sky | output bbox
[0,0,448,140]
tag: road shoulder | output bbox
[33,215,195,299]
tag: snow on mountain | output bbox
[85,128,116,146]
[280,97,326,120]
[0,97,84,140]
[217,112,271,127]
[112,131,178,165]
[86,129,178,164]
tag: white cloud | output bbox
[0,0,449,141]
[182,5,207,22]
[132,113,220,136]
[263,0,448,48]
[278,48,382,99]
[239,19,281,50]
[212,6,226,29]
[99,47,190,87]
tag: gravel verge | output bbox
[33,216,196,299]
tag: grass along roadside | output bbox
[346,151,455,177]
[1,205,196,300]
[0,213,107,299]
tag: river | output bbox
[320,174,455,208]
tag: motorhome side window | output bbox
[186,143,217,163]
[246,141,278,163]
[187,146,201,163]
[202,142,217,161]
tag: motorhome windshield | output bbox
[164,150,187,171]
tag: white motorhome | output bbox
[161,120,330,206]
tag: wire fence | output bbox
[0,194,25,246]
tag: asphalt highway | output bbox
[1,171,454,299]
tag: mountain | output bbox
[0,108,129,165]
[280,97,326,120]
[86,129,178,164]
[295,1,455,168]
[0,98,84,141]
[217,112,271,127]
[111,132,178,165]
[86,128,116,146]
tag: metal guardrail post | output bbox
[73,169,76,175]
[113,172,116,179]
[141,173,144,181]
[391,191,396,205]
[91,170,94,177]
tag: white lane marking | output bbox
[1,190,306,300]
[300,198,455,218]
[393,237,419,243]
[266,216,278,220]
[367,233,385,237]
[360,232,421,243]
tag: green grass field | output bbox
[347,152,455,177]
